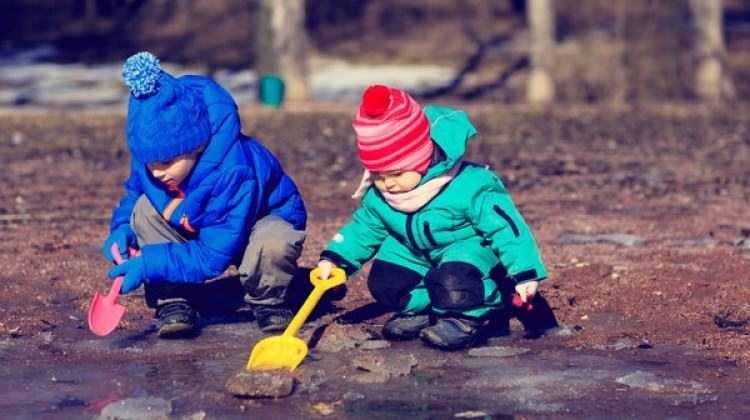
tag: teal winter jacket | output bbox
[321,105,547,284]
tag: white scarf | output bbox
[352,162,463,213]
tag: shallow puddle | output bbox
[1,320,749,419]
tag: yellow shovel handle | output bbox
[281,267,346,338]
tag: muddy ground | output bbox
[1,104,750,418]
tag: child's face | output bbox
[147,148,201,187]
[372,170,422,194]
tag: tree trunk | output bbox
[255,0,310,102]
[526,0,555,104]
[610,1,628,106]
[689,0,735,101]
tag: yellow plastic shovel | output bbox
[246,267,346,371]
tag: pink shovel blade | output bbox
[88,276,126,336]
[88,243,134,336]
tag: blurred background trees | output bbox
[0,0,748,104]
[526,0,556,104]
[255,0,309,101]
[689,0,736,101]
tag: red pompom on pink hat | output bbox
[352,85,433,174]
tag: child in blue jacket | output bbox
[103,52,307,338]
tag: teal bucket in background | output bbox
[258,74,285,107]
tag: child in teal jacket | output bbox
[317,85,547,350]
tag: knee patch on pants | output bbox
[367,260,423,310]
[425,262,485,310]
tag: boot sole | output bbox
[259,322,290,333]
[382,328,424,340]
[419,329,479,351]
[382,316,431,340]
[157,322,196,338]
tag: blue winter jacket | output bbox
[109,76,306,284]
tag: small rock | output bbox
[678,237,719,247]
[317,323,373,353]
[39,331,54,344]
[551,325,578,336]
[0,338,13,357]
[99,397,172,420]
[311,401,340,416]
[350,353,418,382]
[350,370,390,384]
[11,131,24,146]
[637,338,653,349]
[352,353,386,372]
[615,370,712,399]
[558,233,645,247]
[183,411,206,420]
[415,356,449,369]
[293,367,328,393]
[454,410,491,418]
[343,391,365,401]
[608,338,634,351]
[225,369,296,399]
[468,346,530,358]
[595,234,646,247]
[358,339,391,350]
[388,354,418,376]
[733,238,750,250]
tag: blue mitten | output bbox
[102,225,136,264]
[108,256,147,294]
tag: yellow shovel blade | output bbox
[246,267,346,372]
[246,335,308,371]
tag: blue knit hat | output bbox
[122,52,210,163]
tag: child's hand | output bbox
[515,280,539,303]
[102,225,136,264]
[316,260,338,280]
[107,256,146,294]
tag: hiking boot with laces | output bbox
[254,305,295,332]
[419,316,484,350]
[382,313,431,340]
[156,302,197,338]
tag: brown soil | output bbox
[1,103,749,372]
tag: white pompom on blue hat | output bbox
[122,51,210,163]
[122,52,161,98]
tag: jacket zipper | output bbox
[423,221,438,247]
[493,205,519,237]
[405,213,418,249]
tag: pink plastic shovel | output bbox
[88,243,139,336]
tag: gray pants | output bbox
[130,195,306,308]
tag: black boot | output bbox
[486,309,511,337]
[513,293,559,338]
[254,305,295,332]
[156,302,197,338]
[419,316,484,350]
[382,313,431,340]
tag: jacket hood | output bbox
[178,75,242,189]
[421,105,478,183]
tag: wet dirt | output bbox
[1,104,750,418]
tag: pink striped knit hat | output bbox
[352,85,433,174]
